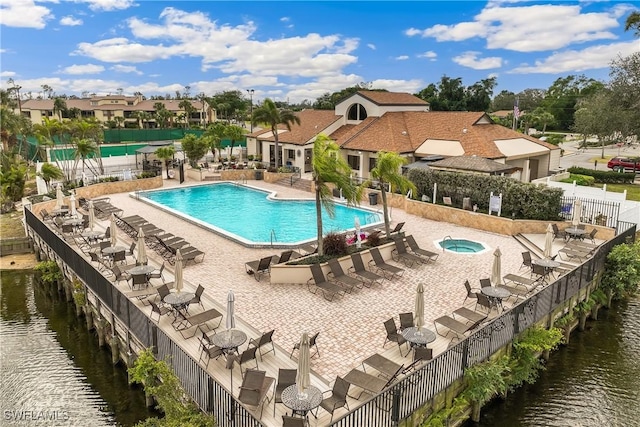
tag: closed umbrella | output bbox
[110,214,118,247]
[415,283,425,334]
[544,223,554,259]
[296,332,311,399]
[88,201,95,231]
[572,199,582,227]
[55,184,64,210]
[226,290,236,330]
[175,249,184,293]
[70,193,77,217]
[136,228,147,265]
[491,247,503,286]
[355,216,362,249]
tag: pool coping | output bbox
[131,181,384,249]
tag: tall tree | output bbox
[465,77,497,111]
[204,121,226,160]
[251,98,300,169]
[53,97,67,121]
[530,107,556,134]
[178,99,195,128]
[311,134,362,256]
[608,52,640,139]
[181,134,208,167]
[224,125,246,162]
[370,151,416,236]
[37,162,63,192]
[155,145,176,178]
[624,11,640,37]
[542,75,603,130]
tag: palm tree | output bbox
[204,122,226,161]
[73,138,99,176]
[311,134,363,256]
[370,151,416,236]
[224,125,246,162]
[53,97,67,121]
[155,146,176,178]
[251,98,300,169]
[38,162,64,191]
[625,11,640,37]
[179,99,195,128]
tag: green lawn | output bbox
[597,183,640,201]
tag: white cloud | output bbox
[73,7,360,81]
[280,16,290,22]
[395,55,409,61]
[509,40,639,74]
[60,15,83,26]
[1,71,17,77]
[407,3,627,52]
[367,43,376,50]
[78,0,136,12]
[418,51,437,60]
[59,64,105,75]
[0,0,54,29]
[110,64,143,75]
[453,51,503,70]
[369,78,424,94]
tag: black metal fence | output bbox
[330,223,636,427]
[560,196,620,229]
[24,208,262,427]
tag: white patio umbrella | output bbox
[88,201,95,231]
[55,184,64,209]
[491,247,503,286]
[415,283,425,334]
[110,214,118,247]
[355,216,362,249]
[69,193,77,217]
[572,199,582,227]
[136,228,147,265]
[296,332,311,399]
[544,223,554,259]
[175,249,184,293]
[226,290,236,330]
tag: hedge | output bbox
[566,167,635,184]
[407,169,564,220]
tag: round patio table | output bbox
[81,230,102,241]
[533,259,560,269]
[128,265,156,276]
[481,286,511,312]
[281,384,322,419]
[402,327,436,347]
[164,291,195,316]
[565,227,587,240]
[211,329,247,356]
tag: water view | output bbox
[0,270,155,426]
[473,296,640,427]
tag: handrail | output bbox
[442,235,457,252]
[270,229,277,247]
[236,174,247,185]
[290,166,301,187]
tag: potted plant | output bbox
[573,298,595,331]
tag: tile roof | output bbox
[20,98,205,112]
[354,90,429,106]
[258,109,340,145]
[429,156,519,173]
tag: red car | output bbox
[607,157,640,172]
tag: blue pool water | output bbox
[139,183,382,246]
[438,238,487,254]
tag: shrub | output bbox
[323,231,348,257]
[559,174,594,186]
[34,260,62,285]
[365,231,381,247]
[566,167,635,184]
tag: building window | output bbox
[347,155,360,170]
[127,101,134,106]
[369,158,377,172]
[347,103,367,121]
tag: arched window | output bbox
[347,103,368,121]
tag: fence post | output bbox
[391,386,401,425]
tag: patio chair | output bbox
[327,258,362,292]
[245,256,272,282]
[129,273,149,291]
[479,278,492,288]
[124,241,136,261]
[368,247,404,280]
[531,263,550,285]
[39,209,52,222]
[399,312,414,331]
[273,368,297,416]
[290,331,320,359]
[348,252,384,287]
[148,263,166,284]
[318,376,350,423]
[282,416,305,427]
[520,251,532,271]
[111,264,131,285]
[586,229,598,243]
[149,300,171,323]
[390,237,423,267]
[577,223,586,230]
[155,283,171,306]
[307,264,345,302]
[198,334,223,368]
[188,284,205,312]
[248,329,276,359]
[475,293,494,313]
[405,235,439,263]
[235,346,259,375]
[464,280,480,305]
[383,318,409,356]
[552,223,567,241]
[89,251,109,273]
[237,369,275,419]
[413,347,433,363]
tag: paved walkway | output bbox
[107,178,529,381]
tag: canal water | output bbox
[474,296,640,427]
[0,270,156,426]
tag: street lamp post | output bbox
[247,89,254,133]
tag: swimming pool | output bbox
[137,183,382,247]
[437,238,488,254]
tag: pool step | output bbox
[273,176,312,193]
[203,175,222,182]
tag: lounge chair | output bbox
[362,353,403,380]
[125,282,174,304]
[434,315,478,340]
[245,256,272,282]
[173,308,223,338]
[273,368,297,416]
[327,258,362,292]
[343,367,400,399]
[237,369,275,419]
[390,237,423,267]
[452,306,487,325]
[382,318,409,356]
[318,376,350,422]
[270,250,300,265]
[180,247,205,265]
[248,329,276,359]
[405,235,439,263]
[368,247,404,280]
[379,221,405,237]
[307,264,345,301]
[348,252,384,287]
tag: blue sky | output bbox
[1,0,638,104]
